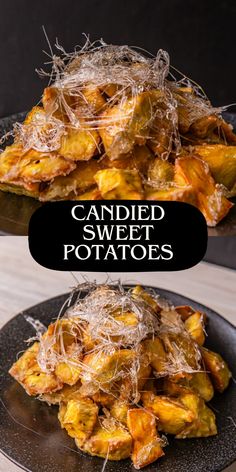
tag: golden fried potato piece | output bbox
[190,115,224,141]
[142,337,167,374]
[193,144,236,196]
[81,324,97,352]
[186,115,236,145]
[95,168,143,199]
[120,353,151,401]
[174,156,233,226]
[55,361,81,386]
[0,144,25,180]
[189,372,214,402]
[185,312,205,346]
[81,349,135,387]
[81,85,106,114]
[113,310,139,327]
[40,382,82,405]
[147,108,175,157]
[59,126,100,161]
[174,86,235,144]
[43,85,106,121]
[175,305,194,320]
[0,181,40,198]
[141,392,195,435]
[102,145,154,176]
[9,342,62,396]
[163,378,193,397]
[161,331,200,372]
[177,402,217,438]
[91,390,115,407]
[19,149,76,182]
[40,159,102,201]
[77,419,132,460]
[127,408,164,469]
[73,187,101,200]
[110,400,129,426]
[163,372,214,402]
[201,347,232,392]
[145,184,196,205]
[148,158,174,184]
[59,397,98,441]
[9,342,39,380]
[43,318,81,354]
[42,87,72,121]
[99,91,164,159]
[24,106,45,125]
[176,393,217,438]
[175,305,207,323]
[0,144,76,184]
[131,285,161,313]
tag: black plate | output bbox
[0,287,236,472]
[0,113,236,235]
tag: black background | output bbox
[0,0,236,118]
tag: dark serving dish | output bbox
[0,286,236,472]
[0,112,236,235]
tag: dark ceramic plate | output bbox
[0,113,236,235]
[0,287,236,472]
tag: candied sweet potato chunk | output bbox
[59,126,100,161]
[59,397,98,441]
[131,285,161,313]
[148,158,174,184]
[142,392,195,435]
[0,144,76,183]
[201,347,232,392]
[91,390,115,407]
[185,312,205,346]
[74,187,101,200]
[102,145,154,176]
[43,318,81,354]
[81,349,135,387]
[120,353,151,401]
[174,156,233,226]
[176,393,217,438]
[142,337,167,374]
[99,91,164,159]
[193,144,236,196]
[40,159,102,201]
[127,408,164,469]
[9,342,62,396]
[94,168,143,199]
[145,184,196,205]
[41,382,82,405]
[161,331,201,372]
[0,181,40,198]
[189,371,214,402]
[163,372,214,402]
[110,400,129,425]
[175,305,195,321]
[55,361,81,386]
[77,419,132,460]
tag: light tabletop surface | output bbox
[0,237,235,472]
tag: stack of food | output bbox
[9,284,231,469]
[0,42,236,226]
